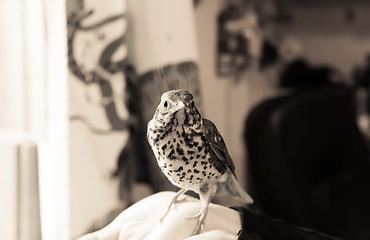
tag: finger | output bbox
[76,227,120,240]
[202,203,241,234]
[120,192,197,240]
[185,230,238,240]
[76,217,121,240]
[76,233,110,240]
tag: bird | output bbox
[147,89,253,235]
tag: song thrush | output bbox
[147,89,253,235]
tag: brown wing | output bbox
[202,118,236,175]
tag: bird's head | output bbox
[152,90,201,128]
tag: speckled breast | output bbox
[153,125,223,191]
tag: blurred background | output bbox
[1,0,370,239]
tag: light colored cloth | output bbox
[77,191,241,240]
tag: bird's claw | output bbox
[192,215,206,235]
[160,195,189,222]
[172,196,189,209]
[184,209,207,235]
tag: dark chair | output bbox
[245,87,370,240]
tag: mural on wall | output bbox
[67,0,153,213]
[67,3,131,133]
[66,0,137,235]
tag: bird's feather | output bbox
[202,118,236,176]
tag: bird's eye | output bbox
[163,101,168,108]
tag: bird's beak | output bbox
[172,101,185,113]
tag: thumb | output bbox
[76,219,121,240]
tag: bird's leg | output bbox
[160,188,188,222]
[190,184,217,235]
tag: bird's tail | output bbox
[217,172,254,205]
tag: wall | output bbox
[282,6,370,74]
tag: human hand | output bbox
[77,191,241,240]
